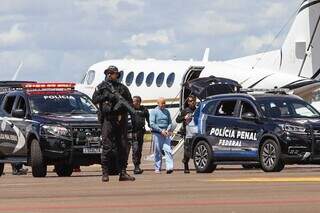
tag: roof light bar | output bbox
[241,88,292,94]
[24,83,75,90]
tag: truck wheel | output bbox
[31,139,47,177]
[193,140,216,173]
[260,139,284,172]
[0,163,4,177]
[55,164,73,177]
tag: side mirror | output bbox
[242,112,257,121]
[12,109,25,118]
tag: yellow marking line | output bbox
[206,177,320,182]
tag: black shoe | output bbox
[119,172,135,181]
[184,164,190,174]
[166,170,173,174]
[102,175,109,182]
[133,166,144,175]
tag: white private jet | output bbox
[76,0,320,115]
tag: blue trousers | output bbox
[153,133,173,171]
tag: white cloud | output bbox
[241,33,282,55]
[263,3,287,19]
[187,11,246,36]
[124,30,174,47]
[75,0,145,23]
[0,24,29,47]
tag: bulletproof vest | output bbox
[134,107,147,129]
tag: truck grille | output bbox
[71,126,101,146]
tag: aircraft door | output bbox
[180,66,204,110]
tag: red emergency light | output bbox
[24,82,75,90]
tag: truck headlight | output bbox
[41,125,70,137]
[279,124,306,133]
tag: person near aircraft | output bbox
[92,65,135,182]
[176,95,197,173]
[150,97,174,174]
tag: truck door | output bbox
[205,99,240,161]
[9,95,30,156]
[0,95,18,156]
[233,99,263,160]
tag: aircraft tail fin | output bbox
[280,0,320,79]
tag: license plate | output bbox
[87,136,101,143]
[83,147,102,154]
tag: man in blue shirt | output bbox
[150,97,173,174]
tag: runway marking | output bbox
[205,177,320,182]
[1,198,320,211]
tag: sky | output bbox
[0,0,302,82]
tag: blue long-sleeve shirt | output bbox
[150,106,172,133]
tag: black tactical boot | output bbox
[184,163,190,174]
[133,165,143,175]
[119,171,135,181]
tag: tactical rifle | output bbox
[100,81,136,115]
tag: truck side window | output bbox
[240,101,256,117]
[215,100,237,117]
[0,93,5,105]
[3,96,16,114]
[15,97,27,116]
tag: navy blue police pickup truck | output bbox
[0,82,101,177]
[186,91,320,173]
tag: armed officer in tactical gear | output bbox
[176,95,196,173]
[130,96,150,174]
[92,65,135,182]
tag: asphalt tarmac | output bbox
[1,144,320,213]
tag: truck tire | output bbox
[31,139,47,177]
[0,163,4,177]
[260,139,284,172]
[193,140,216,173]
[55,164,73,177]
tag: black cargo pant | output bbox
[182,138,191,164]
[101,114,129,175]
[129,130,145,166]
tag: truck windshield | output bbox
[257,98,320,118]
[29,92,97,114]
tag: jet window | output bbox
[3,96,16,114]
[166,73,175,88]
[146,72,155,87]
[126,72,134,86]
[118,71,124,83]
[215,100,237,117]
[86,70,95,85]
[156,72,165,87]
[136,72,144,87]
